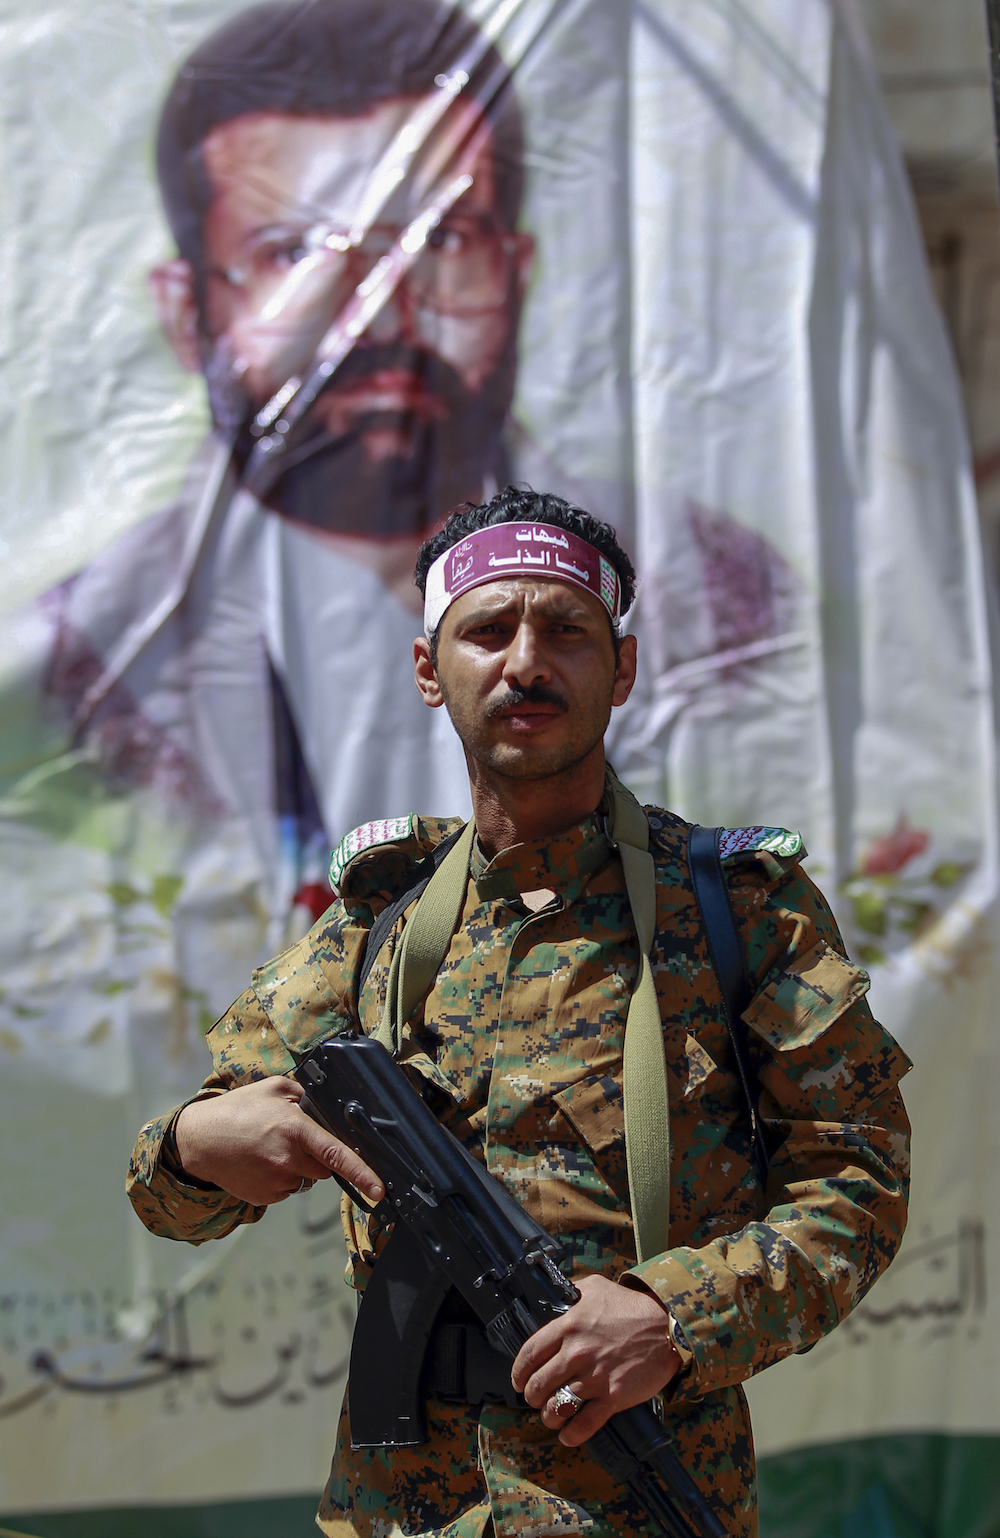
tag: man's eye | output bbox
[428,225,468,257]
[265,240,310,271]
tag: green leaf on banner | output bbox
[151,873,183,916]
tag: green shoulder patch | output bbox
[718,825,803,862]
[329,815,415,892]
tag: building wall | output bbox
[858,0,1000,571]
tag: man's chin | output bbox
[480,741,597,783]
[358,423,423,463]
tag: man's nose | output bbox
[355,257,420,347]
[501,621,551,689]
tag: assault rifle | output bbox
[294,1033,726,1538]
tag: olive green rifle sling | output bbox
[371,771,671,1264]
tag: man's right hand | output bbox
[173,1076,385,1207]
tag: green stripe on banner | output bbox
[3,1436,999,1538]
[0,1496,320,1537]
[758,1433,1000,1538]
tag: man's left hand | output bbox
[510,1274,682,1446]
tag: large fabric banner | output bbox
[0,1,997,1533]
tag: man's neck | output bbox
[468,747,607,860]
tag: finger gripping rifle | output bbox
[294,1034,726,1538]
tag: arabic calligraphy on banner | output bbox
[2,1192,352,1411]
[0,1216,985,1426]
[745,1207,995,1460]
[804,1220,986,1359]
[0,1189,355,1508]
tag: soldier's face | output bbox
[153,101,533,541]
[422,578,637,781]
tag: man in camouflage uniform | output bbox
[128,486,911,1538]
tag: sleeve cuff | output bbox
[160,1110,222,1192]
[127,1095,264,1243]
[617,1267,697,1399]
[619,1248,745,1401]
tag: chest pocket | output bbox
[552,1072,629,1200]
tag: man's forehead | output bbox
[452,577,604,622]
[200,100,498,231]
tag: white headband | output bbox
[424,522,622,636]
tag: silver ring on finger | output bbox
[551,1383,585,1416]
[295,1176,313,1194]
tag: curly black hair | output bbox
[414,485,636,661]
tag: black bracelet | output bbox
[162,1119,221,1192]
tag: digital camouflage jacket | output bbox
[127,804,912,1538]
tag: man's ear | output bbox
[611,633,638,708]
[149,259,203,373]
[414,636,445,708]
[510,230,534,297]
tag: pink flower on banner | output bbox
[862,815,929,876]
[293,883,334,923]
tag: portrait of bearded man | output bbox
[13,0,536,958]
[153,0,532,552]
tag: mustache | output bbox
[486,684,569,720]
[210,339,473,436]
[324,341,458,390]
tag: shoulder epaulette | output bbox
[329,815,415,892]
[718,825,804,862]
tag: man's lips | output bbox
[310,369,449,428]
[493,702,565,731]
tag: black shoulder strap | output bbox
[355,826,467,1007]
[688,824,770,1179]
